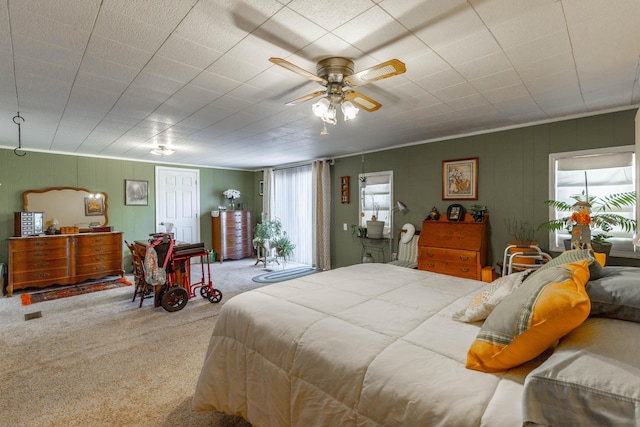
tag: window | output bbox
[271,165,313,265]
[359,170,394,238]
[549,146,636,256]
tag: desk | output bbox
[359,236,391,263]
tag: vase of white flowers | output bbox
[223,189,241,210]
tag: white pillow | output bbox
[452,270,531,322]
[400,223,415,243]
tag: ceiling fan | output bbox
[269,57,406,126]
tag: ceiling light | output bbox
[150,145,175,156]
[341,101,359,121]
[312,96,357,125]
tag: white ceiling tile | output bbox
[93,8,169,53]
[156,35,223,69]
[9,6,90,53]
[456,52,512,81]
[102,0,196,30]
[143,56,202,84]
[12,0,100,31]
[190,72,241,95]
[414,67,464,93]
[483,0,565,50]
[483,83,530,104]
[433,29,501,67]
[86,35,153,70]
[80,56,139,84]
[431,82,479,102]
[288,0,372,31]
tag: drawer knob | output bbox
[459,255,469,261]
[459,266,469,272]
[425,252,434,257]
[426,263,435,268]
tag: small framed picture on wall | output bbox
[125,180,149,206]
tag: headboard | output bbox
[23,187,109,228]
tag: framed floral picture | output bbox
[125,180,149,206]
[442,157,478,200]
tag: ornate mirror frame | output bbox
[24,187,109,228]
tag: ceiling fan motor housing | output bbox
[316,57,354,84]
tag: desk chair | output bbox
[125,240,153,307]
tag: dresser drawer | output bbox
[77,251,121,266]
[77,242,121,255]
[10,237,68,251]
[12,266,70,284]
[420,247,477,264]
[75,259,122,276]
[10,248,69,270]
[420,260,478,280]
[75,234,120,248]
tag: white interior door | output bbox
[155,166,200,244]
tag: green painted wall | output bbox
[2,109,638,277]
[331,109,640,269]
[0,150,255,270]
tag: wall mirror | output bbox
[24,187,109,228]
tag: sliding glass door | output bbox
[272,165,313,265]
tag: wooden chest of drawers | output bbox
[212,211,253,262]
[418,215,488,281]
[7,232,123,296]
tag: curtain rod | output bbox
[271,158,334,171]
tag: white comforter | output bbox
[194,263,541,426]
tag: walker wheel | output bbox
[208,289,222,303]
[161,287,189,312]
[200,286,212,299]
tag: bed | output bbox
[193,257,640,426]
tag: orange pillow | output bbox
[466,260,591,373]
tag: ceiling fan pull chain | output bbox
[12,112,26,157]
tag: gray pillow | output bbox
[531,248,603,280]
[586,266,640,322]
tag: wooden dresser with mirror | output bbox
[6,187,123,297]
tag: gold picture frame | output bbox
[442,157,478,200]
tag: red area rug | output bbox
[21,278,132,306]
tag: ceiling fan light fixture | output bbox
[312,97,337,124]
[150,145,175,156]
[341,101,359,121]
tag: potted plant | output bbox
[253,218,283,247]
[538,191,636,255]
[470,204,488,222]
[272,232,296,261]
[504,218,538,265]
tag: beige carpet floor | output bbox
[0,258,304,427]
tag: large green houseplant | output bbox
[253,218,283,247]
[538,191,636,252]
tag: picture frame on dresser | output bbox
[446,204,466,221]
[125,180,148,206]
[442,157,478,200]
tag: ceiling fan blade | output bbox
[269,58,327,84]
[344,90,382,112]
[343,59,406,87]
[284,90,326,106]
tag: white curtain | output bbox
[272,165,313,265]
[313,160,332,270]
